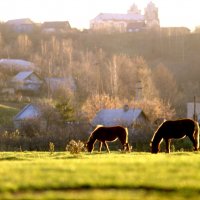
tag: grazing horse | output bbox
[150,118,199,153]
[86,126,130,153]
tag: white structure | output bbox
[187,102,200,122]
[144,1,160,29]
[90,2,159,32]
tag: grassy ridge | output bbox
[0,152,200,199]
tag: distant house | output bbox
[13,104,41,129]
[91,105,148,128]
[10,71,43,94]
[45,77,76,94]
[6,18,35,32]
[42,21,71,33]
[0,59,37,73]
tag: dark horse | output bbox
[86,126,130,153]
[150,118,199,153]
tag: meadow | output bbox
[0,151,199,199]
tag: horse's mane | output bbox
[89,125,103,140]
[151,120,166,143]
[92,125,103,133]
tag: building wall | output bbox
[90,3,159,32]
[187,102,200,120]
[91,20,127,32]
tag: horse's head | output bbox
[85,141,94,153]
[150,141,160,154]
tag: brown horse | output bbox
[86,126,130,153]
[150,118,199,153]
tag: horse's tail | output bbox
[194,121,199,150]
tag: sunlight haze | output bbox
[0,0,200,30]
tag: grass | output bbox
[0,151,199,199]
[0,103,19,127]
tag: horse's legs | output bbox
[103,141,110,153]
[188,134,198,151]
[126,143,131,152]
[123,143,130,152]
[98,141,102,152]
[165,138,171,153]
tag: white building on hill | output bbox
[90,2,159,32]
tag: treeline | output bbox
[0,24,200,118]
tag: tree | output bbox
[129,98,176,123]
[35,98,61,132]
[152,63,183,106]
[17,34,32,57]
[81,93,122,121]
[56,99,75,122]
[133,56,159,100]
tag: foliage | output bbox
[20,118,41,137]
[1,27,200,120]
[34,98,61,131]
[81,93,122,121]
[56,99,75,122]
[66,140,85,154]
[130,98,176,123]
[0,103,19,128]
[152,63,184,109]
[0,123,90,151]
[49,142,55,154]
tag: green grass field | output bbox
[0,151,200,199]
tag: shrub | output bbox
[66,140,85,154]
[49,142,55,154]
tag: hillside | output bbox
[0,25,200,117]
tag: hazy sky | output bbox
[0,0,199,30]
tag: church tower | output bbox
[144,1,160,29]
[128,3,141,15]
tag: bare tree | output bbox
[152,63,183,106]
[81,93,122,121]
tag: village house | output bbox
[90,2,160,32]
[13,103,43,129]
[10,71,43,95]
[91,105,148,129]
[42,21,71,33]
[6,18,35,32]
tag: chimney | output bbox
[123,104,129,112]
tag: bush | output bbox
[66,140,85,154]
[49,142,55,154]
